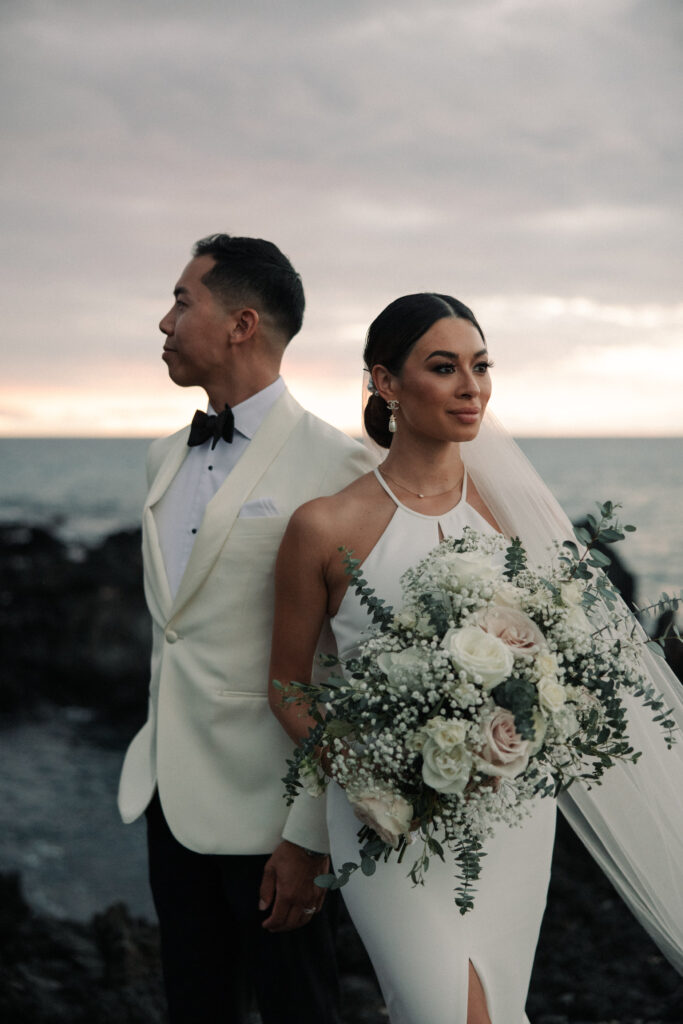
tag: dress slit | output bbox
[468,957,493,1024]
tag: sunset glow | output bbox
[3,295,680,438]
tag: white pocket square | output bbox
[238,497,281,518]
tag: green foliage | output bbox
[415,589,452,636]
[452,833,485,915]
[565,500,638,581]
[315,829,391,891]
[562,540,579,559]
[281,720,325,805]
[504,537,526,579]
[339,547,394,627]
[492,677,538,740]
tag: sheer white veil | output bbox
[461,411,683,973]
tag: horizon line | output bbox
[1,433,682,442]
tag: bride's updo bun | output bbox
[363,293,485,448]
[364,391,394,449]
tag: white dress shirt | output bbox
[154,377,286,599]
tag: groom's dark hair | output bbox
[193,234,305,342]
[363,292,486,448]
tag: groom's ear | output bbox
[228,307,260,345]
[372,364,398,404]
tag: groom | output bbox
[117,234,374,1023]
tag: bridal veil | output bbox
[461,411,683,973]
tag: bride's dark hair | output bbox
[363,293,486,448]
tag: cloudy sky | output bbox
[2,0,681,437]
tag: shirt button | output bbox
[191,528,197,534]
[166,629,179,644]
[208,465,213,471]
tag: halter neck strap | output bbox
[373,466,469,517]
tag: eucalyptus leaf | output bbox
[361,857,377,877]
[588,550,612,567]
[314,874,338,889]
[573,525,592,545]
[599,528,624,543]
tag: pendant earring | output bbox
[387,400,399,434]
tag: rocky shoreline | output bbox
[2,814,682,1024]
[1,524,682,1022]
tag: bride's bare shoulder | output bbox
[285,471,380,544]
[288,471,382,536]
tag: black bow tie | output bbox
[187,405,235,449]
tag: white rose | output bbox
[376,646,425,689]
[393,607,418,630]
[421,736,473,794]
[475,606,546,656]
[536,652,561,679]
[476,708,531,779]
[560,581,585,607]
[552,706,580,741]
[443,625,514,690]
[538,677,567,714]
[441,551,503,589]
[423,716,467,750]
[349,790,413,848]
[565,606,591,633]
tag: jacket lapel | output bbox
[169,389,305,617]
[146,432,189,509]
[142,431,189,620]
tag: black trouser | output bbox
[146,793,340,1024]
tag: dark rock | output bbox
[0,525,150,724]
[0,873,165,1023]
[2,840,682,1024]
[339,972,387,1023]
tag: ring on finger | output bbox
[302,906,316,915]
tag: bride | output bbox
[268,293,683,1023]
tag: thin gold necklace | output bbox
[379,466,464,500]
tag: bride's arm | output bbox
[269,501,332,746]
[259,502,336,935]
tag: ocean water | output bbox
[0,436,681,599]
[0,437,151,544]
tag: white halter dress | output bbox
[327,468,557,1024]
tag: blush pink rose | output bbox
[475,606,546,655]
[477,708,531,779]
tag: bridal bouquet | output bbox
[278,502,679,913]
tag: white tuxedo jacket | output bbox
[118,388,375,855]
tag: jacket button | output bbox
[166,629,179,643]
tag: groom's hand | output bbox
[259,840,329,932]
